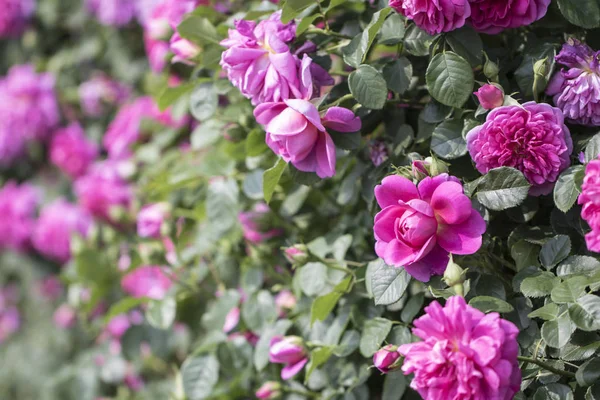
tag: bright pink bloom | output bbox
[32,200,93,264]
[469,0,550,34]
[50,123,99,179]
[0,0,35,38]
[373,344,402,373]
[399,296,521,400]
[389,0,470,35]
[466,101,572,196]
[103,96,189,159]
[86,0,137,26]
[547,39,600,126]
[275,290,296,316]
[578,159,600,252]
[79,74,130,117]
[74,160,134,223]
[238,203,282,243]
[220,11,301,105]
[54,304,77,329]
[144,33,171,73]
[269,335,308,380]
[374,174,485,282]
[0,181,39,252]
[223,307,240,333]
[474,84,504,110]
[256,382,282,399]
[106,314,131,338]
[124,371,145,391]
[254,56,359,178]
[137,203,170,239]
[121,266,173,300]
[170,32,200,65]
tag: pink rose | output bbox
[170,32,200,65]
[389,0,471,35]
[54,304,77,329]
[373,344,402,373]
[578,159,600,253]
[0,0,35,38]
[238,203,282,243]
[121,266,173,300]
[469,0,550,34]
[256,382,281,399]
[269,335,308,380]
[137,202,170,239]
[474,84,504,110]
[373,174,485,282]
[79,74,130,117]
[50,123,99,179]
[399,296,521,400]
[0,181,39,252]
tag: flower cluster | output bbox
[390,0,550,35]
[0,181,39,252]
[50,123,99,179]
[121,266,173,300]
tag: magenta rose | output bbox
[389,0,471,35]
[50,123,99,179]
[466,101,573,196]
[121,266,173,300]
[578,159,600,253]
[373,174,485,282]
[399,296,521,400]
[373,344,402,373]
[0,181,40,252]
[547,39,600,126]
[256,381,282,400]
[238,203,282,243]
[269,335,308,380]
[170,32,201,65]
[137,202,170,239]
[0,0,35,38]
[32,200,93,264]
[474,84,504,110]
[469,0,550,34]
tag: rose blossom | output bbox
[254,56,360,178]
[50,123,99,179]
[373,344,402,373]
[0,181,40,252]
[0,0,35,38]
[469,0,550,35]
[547,39,600,126]
[398,296,521,400]
[106,314,131,339]
[269,335,308,380]
[74,160,134,223]
[32,200,94,264]
[389,0,470,35]
[144,34,171,73]
[121,266,173,300]
[170,32,201,65]
[54,304,77,329]
[86,0,137,26]
[578,158,600,252]
[137,203,170,239]
[256,382,282,399]
[466,101,572,196]
[238,203,282,243]
[275,290,296,316]
[474,84,504,110]
[220,11,301,105]
[373,174,485,282]
[79,75,130,117]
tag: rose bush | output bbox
[2,0,600,399]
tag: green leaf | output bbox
[383,57,412,94]
[262,158,287,204]
[359,317,393,357]
[146,297,176,330]
[191,120,226,150]
[189,82,218,121]
[305,346,335,382]
[254,319,292,370]
[511,240,541,271]
[569,295,600,331]
[342,8,392,67]
[400,293,424,323]
[370,259,411,306]
[181,355,219,400]
[577,358,600,387]
[241,290,277,333]
[469,296,514,313]
[561,341,600,361]
[382,371,407,400]
[298,262,330,296]
[551,276,589,304]
[557,256,600,277]
[540,235,571,270]
[379,14,406,45]
[528,302,560,321]
[534,383,574,400]
[311,276,353,325]
[476,167,531,211]
[245,129,268,157]
[242,169,264,200]
[514,43,556,97]
[206,178,239,237]
[296,14,320,35]
[281,0,316,23]
[104,297,149,323]
[557,0,600,28]
[541,311,575,348]
[431,118,468,160]
[426,51,474,108]
[348,65,388,110]
[520,272,560,298]
[587,384,600,400]
[177,16,221,46]
[445,26,482,67]
[586,133,600,163]
[404,24,434,56]
[329,130,361,150]
[157,82,195,111]
[554,166,585,213]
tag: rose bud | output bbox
[137,202,171,239]
[256,381,282,399]
[269,335,308,380]
[373,344,402,373]
[283,245,308,264]
[474,84,504,110]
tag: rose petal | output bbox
[431,181,472,225]
[375,175,419,208]
[281,357,308,380]
[436,210,486,255]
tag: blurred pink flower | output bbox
[0,181,40,252]
[223,307,240,333]
[79,75,130,117]
[399,296,521,400]
[256,382,281,399]
[106,314,131,338]
[36,277,63,301]
[373,174,485,282]
[170,32,200,65]
[579,159,600,252]
[238,203,282,243]
[86,0,137,26]
[121,266,173,300]
[0,307,20,344]
[53,304,77,329]
[137,202,170,239]
[50,123,99,179]
[469,0,550,34]
[32,200,93,264]
[0,0,35,38]
[275,290,296,316]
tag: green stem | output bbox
[322,93,354,111]
[329,70,350,77]
[305,27,352,40]
[517,356,576,378]
[322,261,355,277]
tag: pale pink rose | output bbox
[121,266,173,300]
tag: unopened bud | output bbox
[284,245,308,265]
[373,344,402,373]
[483,53,500,81]
[256,381,282,399]
[443,256,467,296]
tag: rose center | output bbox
[396,211,437,247]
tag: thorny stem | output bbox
[517,356,576,379]
[305,27,352,40]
